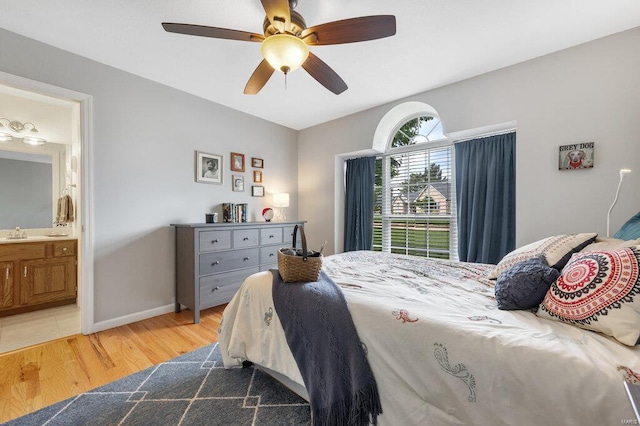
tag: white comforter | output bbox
[219,251,640,425]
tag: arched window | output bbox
[373,106,456,260]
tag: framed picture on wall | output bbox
[253,170,262,183]
[252,157,264,168]
[252,185,264,197]
[195,151,223,184]
[558,142,595,170]
[232,175,244,192]
[231,152,245,172]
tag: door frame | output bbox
[0,70,95,334]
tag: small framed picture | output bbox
[558,142,595,170]
[196,151,223,184]
[252,157,264,168]
[252,185,265,197]
[253,170,263,183]
[231,152,245,172]
[232,175,244,192]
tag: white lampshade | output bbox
[273,193,290,208]
[261,34,309,74]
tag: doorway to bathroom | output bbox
[0,74,93,353]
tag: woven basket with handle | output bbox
[277,224,322,283]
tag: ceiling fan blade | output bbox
[301,15,396,45]
[260,0,291,31]
[244,59,275,95]
[162,23,264,42]
[302,52,348,95]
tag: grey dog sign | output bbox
[559,142,594,170]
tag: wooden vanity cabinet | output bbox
[0,261,13,308]
[0,239,77,316]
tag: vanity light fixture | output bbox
[0,117,47,145]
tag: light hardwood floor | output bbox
[0,305,225,424]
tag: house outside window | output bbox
[373,115,457,260]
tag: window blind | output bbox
[373,144,457,260]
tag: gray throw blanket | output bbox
[271,270,382,426]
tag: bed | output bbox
[219,243,640,425]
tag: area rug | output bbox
[7,343,311,425]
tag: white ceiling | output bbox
[1,0,639,130]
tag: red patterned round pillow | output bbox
[536,246,640,346]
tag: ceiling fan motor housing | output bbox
[263,10,307,36]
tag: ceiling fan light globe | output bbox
[261,34,309,74]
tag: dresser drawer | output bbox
[260,245,280,264]
[283,226,299,247]
[260,227,283,246]
[53,241,76,257]
[199,267,258,308]
[199,248,259,275]
[233,229,259,248]
[199,230,232,252]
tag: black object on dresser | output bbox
[171,221,304,323]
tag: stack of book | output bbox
[222,203,248,223]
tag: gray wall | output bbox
[298,27,640,255]
[0,28,299,323]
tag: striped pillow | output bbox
[488,233,597,280]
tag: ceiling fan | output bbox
[162,0,396,95]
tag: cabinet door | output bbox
[0,261,13,309]
[20,257,76,305]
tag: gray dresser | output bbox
[171,221,305,323]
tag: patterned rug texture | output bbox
[7,343,311,425]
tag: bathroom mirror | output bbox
[0,142,67,230]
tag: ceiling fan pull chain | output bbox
[285,72,288,91]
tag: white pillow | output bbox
[488,233,597,280]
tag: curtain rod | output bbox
[446,121,517,144]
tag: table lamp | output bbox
[273,193,290,222]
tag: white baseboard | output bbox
[90,304,176,333]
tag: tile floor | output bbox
[0,304,81,354]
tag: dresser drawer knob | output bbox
[212,286,220,292]
[243,237,249,241]
[212,261,220,266]
[212,239,219,243]
[243,257,250,261]
[269,235,274,238]
[269,253,274,257]
[62,247,68,252]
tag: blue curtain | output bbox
[344,156,376,252]
[455,132,516,264]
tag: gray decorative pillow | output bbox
[495,256,560,310]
